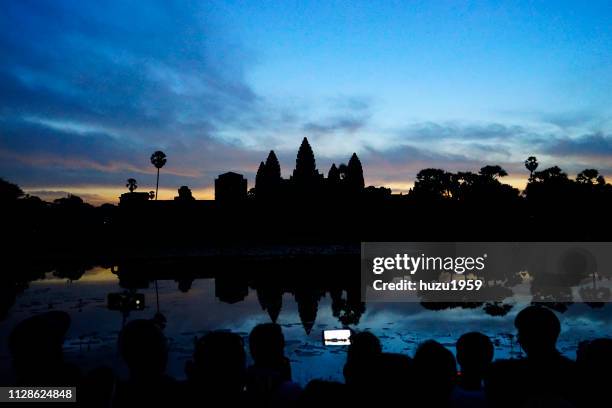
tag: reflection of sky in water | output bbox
[1,267,611,385]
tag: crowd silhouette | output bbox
[5,305,610,407]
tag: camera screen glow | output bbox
[323,329,351,346]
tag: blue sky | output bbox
[1,0,611,203]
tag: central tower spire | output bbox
[293,138,317,178]
[293,137,318,181]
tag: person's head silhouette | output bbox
[249,323,286,368]
[9,311,72,385]
[456,331,494,389]
[118,319,167,380]
[515,305,561,358]
[577,337,612,372]
[414,340,457,405]
[577,338,612,407]
[343,331,381,386]
[371,352,413,404]
[299,380,345,408]
[187,331,246,395]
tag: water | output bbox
[1,266,611,385]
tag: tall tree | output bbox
[524,156,539,180]
[150,151,167,200]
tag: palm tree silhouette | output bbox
[150,151,167,200]
[126,178,138,193]
[524,156,539,180]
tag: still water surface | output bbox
[1,266,610,385]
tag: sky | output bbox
[1,0,611,204]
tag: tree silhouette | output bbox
[576,169,600,185]
[532,166,567,182]
[150,151,167,201]
[479,165,508,180]
[0,178,24,201]
[413,168,455,199]
[176,186,195,200]
[126,178,138,193]
[54,194,86,208]
[524,156,539,180]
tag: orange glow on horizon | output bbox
[25,185,215,206]
[25,172,593,206]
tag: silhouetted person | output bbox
[451,332,493,408]
[246,323,301,407]
[343,331,382,404]
[185,331,247,405]
[298,380,346,408]
[413,340,457,407]
[515,305,562,359]
[114,319,176,408]
[8,311,81,386]
[577,338,612,408]
[80,366,116,408]
[486,306,577,408]
[343,331,382,387]
[371,352,413,405]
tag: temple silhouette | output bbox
[254,137,366,202]
[3,136,612,257]
[119,137,371,206]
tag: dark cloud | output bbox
[358,144,480,187]
[0,117,265,190]
[399,121,531,142]
[542,132,612,159]
[0,118,142,171]
[302,96,372,135]
[0,0,258,140]
[328,96,372,112]
[303,116,368,134]
[363,144,472,166]
[539,111,609,130]
[0,0,271,194]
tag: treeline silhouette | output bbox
[6,305,611,407]
[3,139,612,256]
